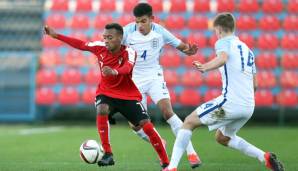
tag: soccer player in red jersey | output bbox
[44,23,169,169]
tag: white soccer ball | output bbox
[80,140,104,164]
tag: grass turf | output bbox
[0,124,297,171]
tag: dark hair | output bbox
[133,3,153,17]
[213,12,235,32]
[105,23,123,35]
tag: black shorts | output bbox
[95,95,150,126]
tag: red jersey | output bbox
[56,34,142,101]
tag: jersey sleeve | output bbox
[115,47,136,75]
[215,39,230,56]
[122,23,136,45]
[155,24,181,48]
[56,34,104,53]
[250,50,257,74]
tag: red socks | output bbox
[142,122,169,164]
[96,114,112,154]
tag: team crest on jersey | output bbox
[118,57,123,64]
[152,38,159,49]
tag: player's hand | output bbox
[183,43,198,55]
[193,61,206,73]
[102,66,118,76]
[44,25,58,38]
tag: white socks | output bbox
[228,135,265,162]
[168,129,192,169]
[167,115,197,155]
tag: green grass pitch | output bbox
[0,124,297,171]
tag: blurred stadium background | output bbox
[0,0,297,123]
[0,0,298,170]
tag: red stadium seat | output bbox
[184,53,205,68]
[204,89,221,102]
[147,0,163,12]
[94,15,113,29]
[179,89,201,106]
[164,70,179,86]
[69,32,88,42]
[281,34,298,50]
[160,50,181,68]
[257,34,278,50]
[239,33,255,48]
[209,35,218,47]
[237,15,257,30]
[277,90,297,107]
[187,15,208,30]
[117,14,134,26]
[45,14,66,29]
[283,15,298,31]
[60,68,82,85]
[262,0,283,13]
[40,50,61,68]
[82,87,96,104]
[123,0,139,12]
[36,87,56,105]
[36,69,58,85]
[51,0,68,11]
[64,50,86,67]
[281,53,298,69]
[217,0,235,12]
[288,0,298,13]
[205,71,221,87]
[170,0,187,12]
[99,0,116,12]
[70,14,90,29]
[259,15,280,31]
[187,33,207,48]
[76,0,92,11]
[238,0,259,13]
[255,52,277,69]
[256,71,276,88]
[181,70,203,87]
[42,36,63,47]
[169,88,178,104]
[58,87,80,105]
[255,89,274,106]
[85,68,101,85]
[193,0,210,12]
[280,71,298,88]
[165,15,185,30]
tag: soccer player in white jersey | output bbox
[163,13,284,171]
[122,3,201,168]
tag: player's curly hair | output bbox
[105,23,123,35]
[213,12,236,33]
[133,3,153,17]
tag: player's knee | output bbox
[96,104,110,115]
[138,119,150,127]
[215,130,230,146]
[129,122,141,131]
[182,115,196,130]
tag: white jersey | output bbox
[123,22,181,80]
[215,35,256,107]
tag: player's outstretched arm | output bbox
[44,25,94,52]
[176,43,198,56]
[193,51,228,73]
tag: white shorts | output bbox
[133,74,170,109]
[196,96,254,138]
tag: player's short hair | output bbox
[133,3,153,17]
[105,23,123,35]
[213,12,235,33]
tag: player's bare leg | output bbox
[165,110,202,170]
[216,130,284,171]
[158,98,201,168]
[96,104,115,167]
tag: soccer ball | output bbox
[80,140,104,164]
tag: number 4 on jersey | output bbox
[140,50,147,60]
